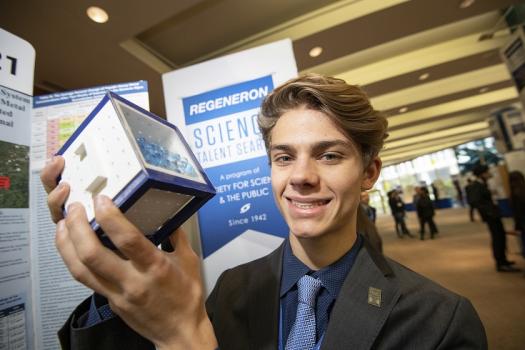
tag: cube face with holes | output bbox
[57,92,215,249]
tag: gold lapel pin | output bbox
[368,287,382,307]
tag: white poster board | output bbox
[162,39,297,292]
[0,27,35,350]
[0,28,34,96]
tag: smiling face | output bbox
[270,107,380,246]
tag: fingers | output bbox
[65,202,129,284]
[40,156,64,194]
[47,182,69,223]
[169,227,193,256]
[41,156,68,223]
[55,219,119,297]
[94,195,161,268]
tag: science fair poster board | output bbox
[501,107,525,150]
[501,27,525,109]
[1,27,152,349]
[0,27,35,350]
[162,39,297,292]
[30,81,149,349]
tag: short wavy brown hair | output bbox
[258,73,388,165]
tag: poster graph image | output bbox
[0,140,29,208]
[46,115,86,158]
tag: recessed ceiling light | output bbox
[399,107,408,113]
[459,0,475,9]
[418,73,430,81]
[87,6,109,23]
[309,46,323,58]
[479,87,489,93]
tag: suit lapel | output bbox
[247,243,284,350]
[322,241,400,350]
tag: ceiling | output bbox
[1,0,523,166]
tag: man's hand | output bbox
[40,156,68,223]
[40,156,218,350]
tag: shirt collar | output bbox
[280,234,363,298]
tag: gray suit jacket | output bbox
[206,239,487,349]
[59,239,486,349]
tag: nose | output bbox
[289,157,319,188]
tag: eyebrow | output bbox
[270,140,355,154]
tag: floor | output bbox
[376,207,525,350]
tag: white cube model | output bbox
[57,92,215,248]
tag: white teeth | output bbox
[291,200,326,209]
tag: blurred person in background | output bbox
[358,194,382,253]
[359,191,382,252]
[431,181,440,202]
[470,165,519,272]
[452,177,464,206]
[412,186,421,209]
[465,178,476,222]
[360,191,376,223]
[416,187,438,240]
[509,170,525,259]
[388,190,413,238]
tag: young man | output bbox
[41,74,486,349]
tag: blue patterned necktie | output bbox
[285,275,323,350]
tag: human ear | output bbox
[361,156,382,190]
